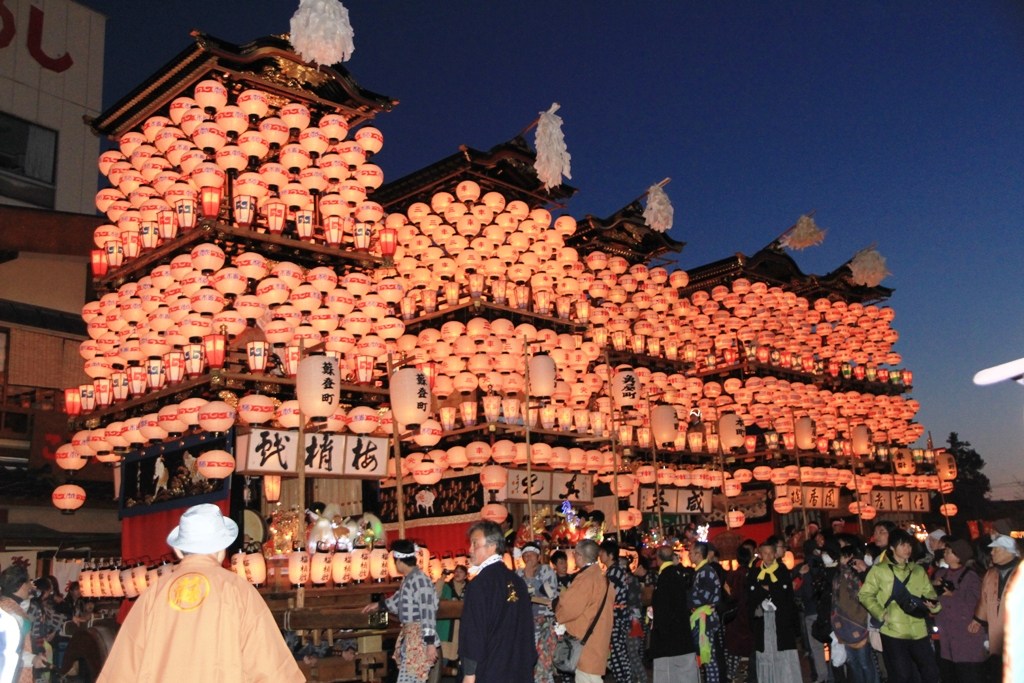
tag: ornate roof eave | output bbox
[372,136,576,215]
[89,32,396,140]
[564,200,685,265]
[681,245,893,304]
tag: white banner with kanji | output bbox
[236,429,388,479]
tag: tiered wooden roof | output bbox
[89,32,396,140]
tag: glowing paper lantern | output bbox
[936,451,958,481]
[719,413,746,452]
[244,551,267,585]
[237,394,276,425]
[528,353,556,397]
[390,367,430,429]
[480,465,508,491]
[288,548,310,587]
[851,425,872,456]
[939,503,958,517]
[296,355,340,421]
[773,496,793,515]
[52,484,86,513]
[331,551,351,585]
[650,404,679,448]
[54,443,86,471]
[481,503,509,523]
[195,401,235,433]
[411,457,444,485]
[794,417,816,450]
[611,368,639,408]
[196,449,235,479]
[344,406,378,434]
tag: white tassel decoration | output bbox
[780,214,826,250]
[848,246,891,287]
[643,184,674,233]
[534,103,572,190]
[290,0,355,66]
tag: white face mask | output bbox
[822,553,837,568]
[937,559,949,569]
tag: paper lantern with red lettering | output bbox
[237,394,276,425]
[940,503,958,517]
[724,479,743,497]
[411,457,444,485]
[617,507,642,531]
[196,449,235,479]
[614,474,638,498]
[635,465,656,485]
[480,465,508,492]
[346,406,380,434]
[481,503,508,523]
[773,496,793,515]
[198,400,236,432]
[726,509,746,528]
[54,443,87,471]
[52,484,86,513]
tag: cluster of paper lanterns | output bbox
[59,64,930,523]
[55,400,238,470]
[232,543,454,588]
[92,79,387,276]
[78,558,175,599]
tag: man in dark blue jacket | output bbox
[649,545,698,682]
[459,520,535,682]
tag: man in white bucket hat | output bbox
[98,504,304,683]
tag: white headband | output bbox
[392,544,419,560]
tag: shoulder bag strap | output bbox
[580,579,610,645]
[884,564,910,607]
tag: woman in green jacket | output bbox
[858,528,940,683]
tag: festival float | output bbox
[50,8,957,681]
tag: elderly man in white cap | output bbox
[970,534,1021,680]
[98,504,304,683]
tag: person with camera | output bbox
[931,537,985,682]
[971,534,1021,680]
[858,528,941,683]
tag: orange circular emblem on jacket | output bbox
[168,573,211,611]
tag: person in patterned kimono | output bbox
[363,539,439,683]
[516,542,559,683]
[599,539,632,683]
[688,542,722,683]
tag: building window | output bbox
[0,112,57,208]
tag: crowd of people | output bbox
[2,507,1022,683]
[412,518,1022,683]
[0,566,92,683]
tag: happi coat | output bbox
[97,554,304,683]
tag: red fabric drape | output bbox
[121,499,231,562]
[385,521,473,557]
[709,520,774,545]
